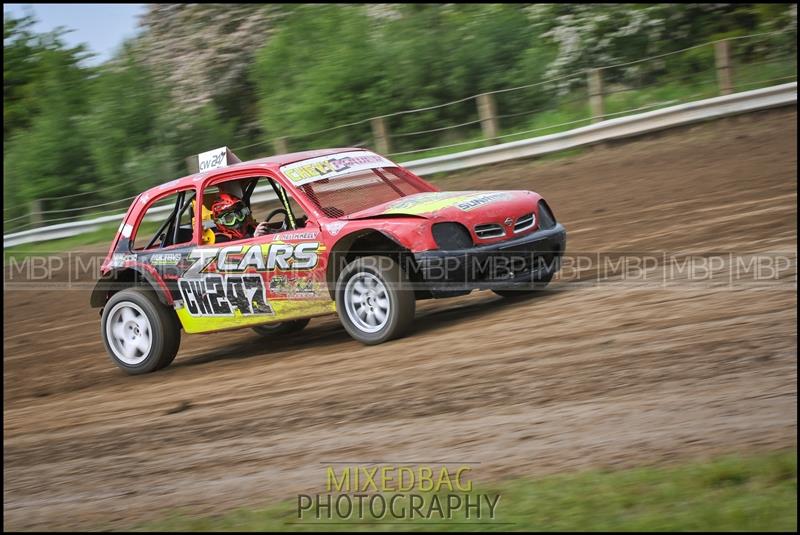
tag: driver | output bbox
[211,193,271,241]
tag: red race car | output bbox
[91,148,566,374]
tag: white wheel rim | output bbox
[105,302,153,365]
[344,272,390,334]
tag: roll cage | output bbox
[138,174,307,251]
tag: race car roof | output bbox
[138,147,369,199]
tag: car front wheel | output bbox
[101,287,181,374]
[336,255,415,345]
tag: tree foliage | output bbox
[4,16,95,220]
[3,12,235,226]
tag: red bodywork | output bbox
[103,148,544,267]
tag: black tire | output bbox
[335,255,415,345]
[492,271,553,298]
[252,318,310,337]
[101,287,181,375]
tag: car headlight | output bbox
[537,200,557,229]
[431,222,473,250]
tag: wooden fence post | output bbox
[477,93,500,144]
[588,68,605,123]
[371,116,391,154]
[715,39,734,96]
[30,199,43,227]
[274,137,289,155]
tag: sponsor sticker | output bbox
[110,253,136,268]
[290,276,318,296]
[178,274,274,317]
[184,242,321,276]
[150,253,182,266]
[381,191,514,216]
[269,275,290,295]
[275,231,320,241]
[280,151,395,186]
[383,192,466,214]
[454,192,514,211]
[268,275,320,297]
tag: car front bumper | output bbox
[411,223,566,292]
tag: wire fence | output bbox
[5,28,797,235]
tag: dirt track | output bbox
[3,108,797,530]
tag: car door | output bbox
[130,188,200,304]
[174,176,334,334]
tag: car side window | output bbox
[202,177,314,243]
[132,190,196,250]
[267,179,309,229]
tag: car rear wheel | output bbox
[336,255,415,345]
[101,287,181,374]
[252,318,310,337]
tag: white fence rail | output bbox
[4,82,796,249]
[405,82,797,176]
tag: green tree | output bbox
[251,4,543,153]
[251,4,384,150]
[3,13,47,141]
[81,43,175,201]
[4,29,94,224]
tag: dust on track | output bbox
[3,108,797,530]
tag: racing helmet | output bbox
[211,192,255,240]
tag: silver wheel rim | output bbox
[344,272,390,334]
[105,302,153,365]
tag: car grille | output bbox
[474,223,505,239]
[513,212,535,233]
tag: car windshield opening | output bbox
[297,167,425,218]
